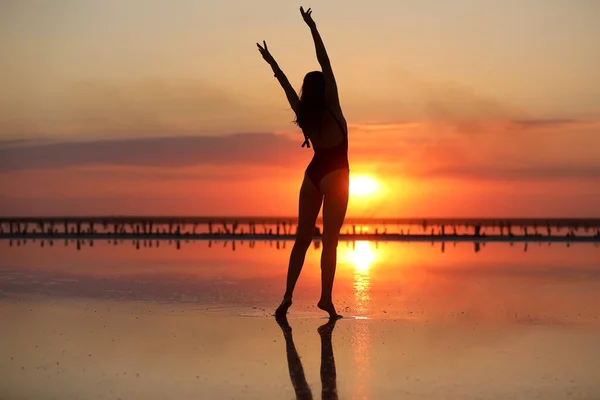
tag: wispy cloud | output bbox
[507,118,600,131]
[2,123,599,183]
[419,164,600,181]
[2,76,599,182]
[0,133,308,172]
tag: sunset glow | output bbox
[3,3,600,399]
[1,1,600,217]
[349,176,379,197]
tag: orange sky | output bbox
[1,1,599,216]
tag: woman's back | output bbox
[304,107,347,150]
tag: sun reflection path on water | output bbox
[342,241,376,314]
[342,240,375,398]
[348,241,376,314]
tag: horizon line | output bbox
[2,215,600,224]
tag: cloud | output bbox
[506,118,600,132]
[2,127,599,183]
[419,164,600,181]
[3,116,600,183]
[2,72,599,183]
[385,70,600,137]
[509,118,579,129]
[0,133,309,172]
[0,137,51,148]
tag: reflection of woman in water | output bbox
[276,317,339,400]
[257,7,349,319]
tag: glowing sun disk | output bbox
[350,176,378,196]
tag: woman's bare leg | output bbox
[275,174,323,317]
[317,169,349,318]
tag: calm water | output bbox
[1,240,600,399]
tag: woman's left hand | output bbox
[300,6,316,28]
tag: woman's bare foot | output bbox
[275,297,292,318]
[317,299,341,319]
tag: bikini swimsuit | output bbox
[302,108,349,190]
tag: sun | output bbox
[349,176,379,196]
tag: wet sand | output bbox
[1,240,600,399]
[2,296,600,399]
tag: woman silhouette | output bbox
[257,7,348,318]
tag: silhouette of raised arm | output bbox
[300,7,340,110]
[257,41,300,115]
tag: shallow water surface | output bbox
[1,240,599,399]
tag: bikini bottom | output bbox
[305,150,349,192]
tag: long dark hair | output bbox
[294,71,326,135]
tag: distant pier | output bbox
[1,216,599,243]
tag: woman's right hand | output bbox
[257,40,275,65]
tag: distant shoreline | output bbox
[2,216,599,242]
[2,216,600,226]
[2,233,599,243]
